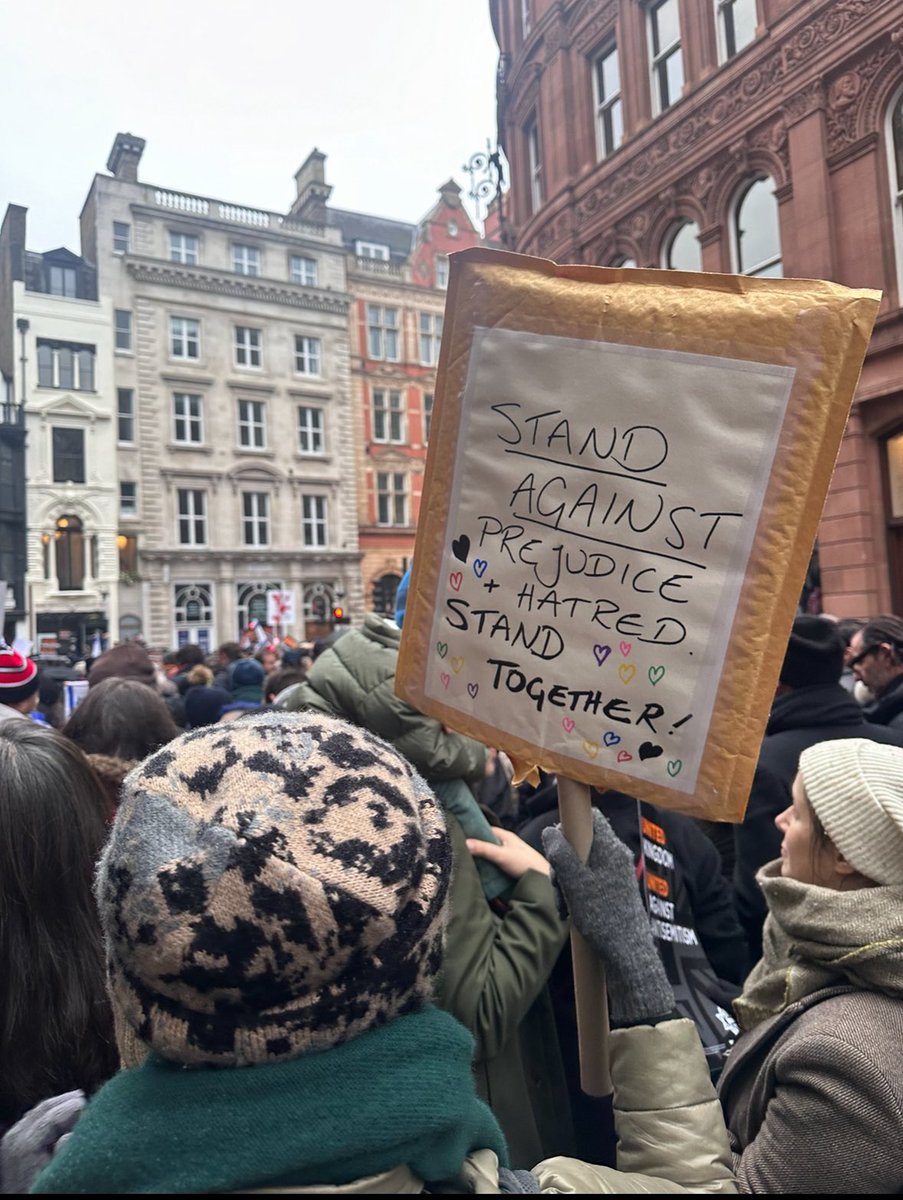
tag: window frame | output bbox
[435,255,449,289]
[242,491,270,547]
[301,494,328,547]
[234,325,263,369]
[237,397,267,450]
[297,405,325,455]
[177,488,208,546]
[593,42,623,160]
[372,388,405,444]
[49,265,76,297]
[117,388,135,443]
[112,221,130,254]
[170,231,200,265]
[715,0,757,63]
[36,340,96,391]
[51,426,86,484]
[419,312,444,366]
[423,392,434,443]
[170,316,201,361]
[662,219,702,272]
[115,308,132,352]
[366,305,400,362]
[231,243,261,276]
[294,334,322,376]
[732,175,783,278]
[527,118,543,213]
[376,470,409,527]
[290,254,318,286]
[119,480,138,518]
[172,392,204,445]
[647,0,684,115]
[355,241,390,260]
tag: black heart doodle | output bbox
[638,742,663,761]
[452,534,470,563]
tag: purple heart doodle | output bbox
[467,682,479,698]
[473,559,488,578]
[593,643,611,666]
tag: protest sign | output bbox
[396,249,880,821]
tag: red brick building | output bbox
[329,183,482,615]
[491,0,903,616]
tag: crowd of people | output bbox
[1,597,902,1192]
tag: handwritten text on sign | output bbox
[423,328,794,793]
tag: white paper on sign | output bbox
[423,327,795,794]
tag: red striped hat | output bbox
[0,646,39,704]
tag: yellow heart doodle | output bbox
[582,739,600,759]
[451,656,465,674]
[618,663,636,684]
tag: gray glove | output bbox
[542,810,675,1025]
[0,1090,85,1193]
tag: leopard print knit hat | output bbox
[96,710,451,1067]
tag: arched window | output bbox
[733,176,782,276]
[372,572,401,616]
[236,580,282,634]
[609,255,637,268]
[302,581,335,623]
[55,514,84,591]
[885,89,903,300]
[662,220,702,271]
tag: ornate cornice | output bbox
[522,0,888,253]
[570,0,618,54]
[126,260,350,315]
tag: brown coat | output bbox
[719,983,903,1193]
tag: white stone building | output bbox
[79,133,360,649]
[0,204,120,657]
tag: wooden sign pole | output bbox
[557,776,612,1097]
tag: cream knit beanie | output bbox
[798,738,903,885]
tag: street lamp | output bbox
[462,141,510,244]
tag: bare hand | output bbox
[466,828,551,879]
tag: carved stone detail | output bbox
[571,0,618,53]
[828,42,899,152]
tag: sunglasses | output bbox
[848,643,884,669]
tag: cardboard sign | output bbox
[395,249,880,821]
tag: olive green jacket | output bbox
[282,614,487,784]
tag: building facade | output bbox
[0,204,119,656]
[492,0,903,616]
[328,179,481,616]
[80,135,360,648]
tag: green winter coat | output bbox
[282,614,487,783]
[281,613,573,1166]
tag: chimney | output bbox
[107,133,146,183]
[289,149,332,222]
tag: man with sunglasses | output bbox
[848,613,903,730]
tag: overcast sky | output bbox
[1,1,501,251]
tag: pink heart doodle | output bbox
[619,641,632,656]
[440,672,451,689]
[616,750,633,763]
[467,682,478,698]
[449,572,463,592]
[561,717,576,734]
[593,643,611,666]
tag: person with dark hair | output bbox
[0,647,40,726]
[61,677,180,815]
[183,685,231,729]
[848,613,903,729]
[212,641,242,691]
[264,666,306,705]
[11,713,736,1193]
[835,616,865,693]
[0,721,117,1139]
[86,642,157,690]
[34,673,64,729]
[733,614,903,962]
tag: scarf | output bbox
[733,861,903,1032]
[32,1006,507,1194]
